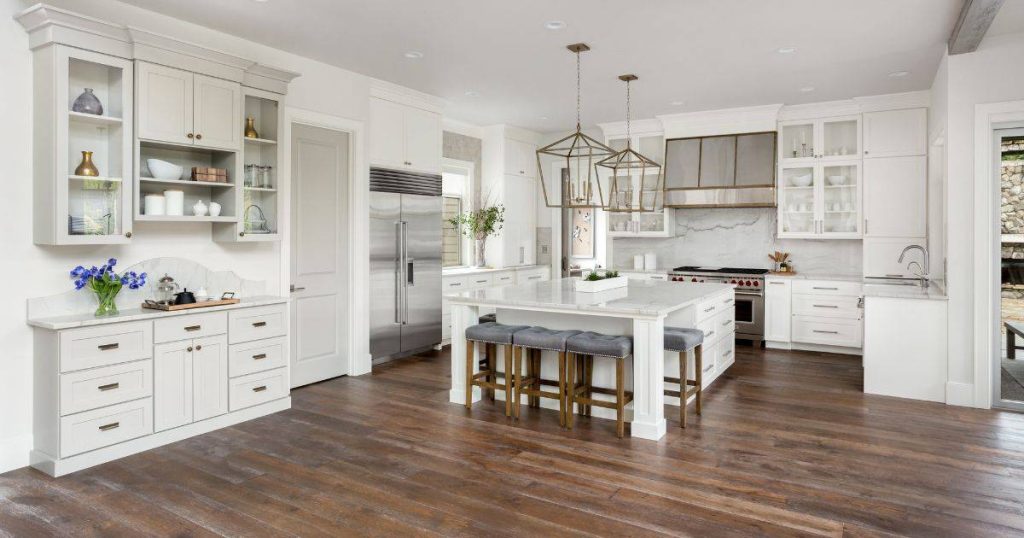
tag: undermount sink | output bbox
[864,277,926,287]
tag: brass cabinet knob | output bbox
[196,134,202,140]
[187,133,194,139]
[239,231,245,237]
[195,345,202,351]
[186,346,193,352]
[124,231,132,238]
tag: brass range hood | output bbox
[662,131,778,208]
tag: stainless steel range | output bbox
[669,266,767,345]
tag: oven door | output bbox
[733,291,764,341]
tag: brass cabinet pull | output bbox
[98,382,119,392]
[722,319,732,326]
[252,321,267,327]
[702,363,714,373]
[449,282,461,287]
[97,343,119,351]
[252,385,267,393]
[185,325,201,331]
[813,329,839,334]
[812,287,838,291]
[253,353,267,360]
[813,304,839,308]
[528,276,541,280]
[98,422,120,431]
[724,349,733,357]
[703,306,715,313]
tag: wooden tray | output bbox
[142,298,240,311]
[768,271,797,276]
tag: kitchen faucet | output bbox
[898,244,929,287]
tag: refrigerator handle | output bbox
[394,221,402,325]
[402,221,409,325]
[407,258,415,286]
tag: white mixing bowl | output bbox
[147,158,183,181]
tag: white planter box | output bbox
[574,276,628,293]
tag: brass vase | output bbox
[75,151,99,177]
[244,117,259,139]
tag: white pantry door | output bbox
[290,123,350,387]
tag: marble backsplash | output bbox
[612,208,862,275]
[28,257,267,320]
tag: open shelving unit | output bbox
[135,139,241,223]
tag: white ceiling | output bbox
[118,0,965,133]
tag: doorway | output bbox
[289,122,351,387]
[996,128,1024,409]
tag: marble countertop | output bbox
[616,267,671,274]
[863,281,947,301]
[28,295,289,330]
[765,272,863,282]
[442,265,545,276]
[447,277,732,318]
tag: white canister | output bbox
[633,254,644,270]
[208,201,222,217]
[193,199,208,217]
[143,194,166,216]
[644,252,658,271]
[164,190,184,216]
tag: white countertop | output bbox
[27,295,289,330]
[765,273,863,282]
[442,265,545,276]
[863,281,948,301]
[447,277,732,318]
[616,267,671,274]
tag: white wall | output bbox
[0,0,409,472]
[941,31,1024,404]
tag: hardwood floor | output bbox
[4,346,1024,536]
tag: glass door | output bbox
[821,116,860,160]
[821,161,860,236]
[780,121,815,163]
[779,165,817,236]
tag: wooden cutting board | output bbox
[142,298,241,311]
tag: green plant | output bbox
[584,270,620,281]
[606,270,619,278]
[448,204,505,240]
[585,272,603,281]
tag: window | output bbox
[441,159,474,268]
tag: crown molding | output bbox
[370,79,447,114]
[442,118,484,139]
[777,99,862,121]
[657,104,783,139]
[15,3,300,94]
[597,118,663,138]
[852,90,930,112]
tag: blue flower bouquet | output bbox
[70,258,147,317]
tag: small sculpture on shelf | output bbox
[71,88,103,116]
[74,150,99,177]
[244,116,259,139]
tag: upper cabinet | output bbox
[863,108,927,158]
[504,138,537,178]
[779,115,861,164]
[137,62,241,151]
[863,156,926,237]
[369,97,442,174]
[31,45,134,245]
[606,133,675,238]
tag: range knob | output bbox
[745,280,753,287]
[730,279,737,284]
[753,281,760,287]
[691,278,698,282]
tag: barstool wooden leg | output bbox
[679,350,688,428]
[504,344,514,417]
[513,345,522,419]
[558,352,567,427]
[585,355,594,417]
[566,352,576,429]
[486,344,496,401]
[695,344,703,416]
[616,357,625,438]
[465,340,475,410]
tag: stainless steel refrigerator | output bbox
[369,168,442,362]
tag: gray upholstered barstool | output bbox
[465,322,529,416]
[511,327,581,425]
[663,327,704,428]
[565,332,635,438]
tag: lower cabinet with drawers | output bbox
[765,276,864,353]
[440,265,552,342]
[29,298,290,477]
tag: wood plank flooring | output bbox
[4,345,1024,536]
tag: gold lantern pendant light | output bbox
[598,74,664,213]
[536,43,616,209]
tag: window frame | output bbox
[441,158,475,269]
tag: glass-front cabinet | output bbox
[778,161,861,239]
[779,115,861,164]
[34,46,134,245]
[604,134,674,238]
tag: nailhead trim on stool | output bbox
[511,327,581,425]
[565,332,635,438]
[465,322,528,417]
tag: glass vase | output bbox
[475,238,487,268]
[93,288,119,317]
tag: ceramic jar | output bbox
[71,88,103,115]
[193,200,208,217]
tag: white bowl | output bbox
[790,174,812,187]
[827,175,847,186]
[147,159,183,181]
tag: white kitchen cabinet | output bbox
[863,109,927,158]
[504,138,537,178]
[779,115,861,165]
[192,334,229,422]
[153,339,193,432]
[764,277,792,343]
[778,160,861,239]
[863,156,926,238]
[863,295,947,402]
[604,133,675,238]
[136,62,241,151]
[369,97,442,174]
[501,175,537,266]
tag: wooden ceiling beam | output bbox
[949,0,1006,55]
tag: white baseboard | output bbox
[946,381,976,407]
[0,433,33,474]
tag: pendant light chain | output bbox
[625,78,631,146]
[575,49,582,129]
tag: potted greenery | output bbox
[574,269,628,292]
[448,203,505,268]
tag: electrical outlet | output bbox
[541,245,549,254]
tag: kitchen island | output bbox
[447,278,735,440]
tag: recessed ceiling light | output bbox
[799,86,815,93]
[464,90,479,97]
[404,51,423,59]
[777,47,797,54]
[670,100,684,106]
[545,20,566,30]
[888,70,910,78]
[540,116,549,120]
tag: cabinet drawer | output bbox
[60,321,153,373]
[60,398,153,457]
[695,291,732,323]
[442,275,471,292]
[154,312,227,344]
[717,337,736,373]
[493,272,516,286]
[229,304,287,344]
[229,367,289,411]
[696,307,734,345]
[792,316,863,348]
[229,336,287,378]
[465,274,494,289]
[699,341,718,389]
[517,267,550,283]
[792,295,862,319]
[60,360,152,416]
[792,280,863,297]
